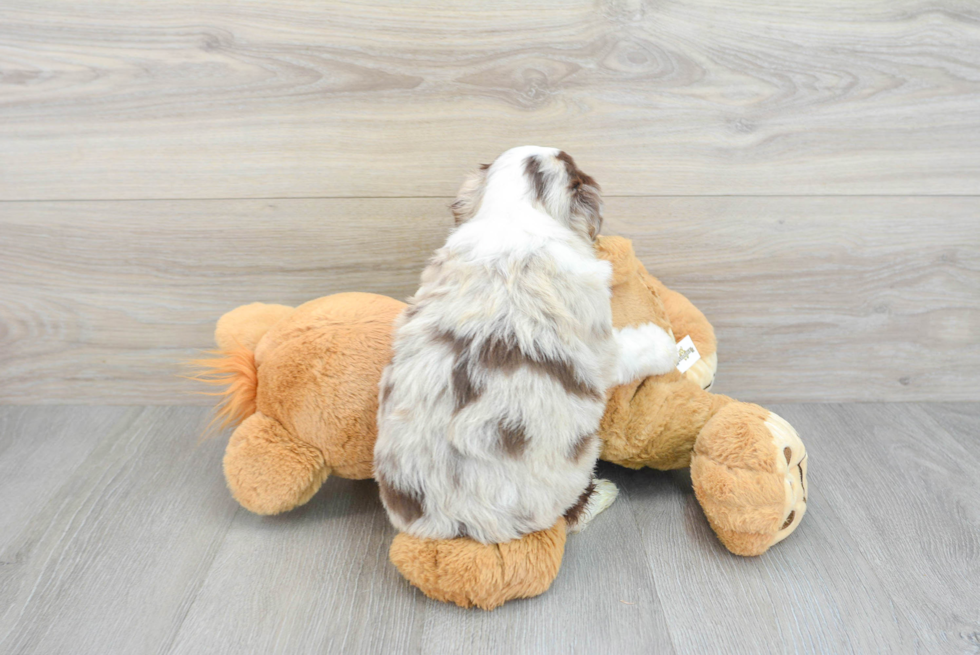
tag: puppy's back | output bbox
[375,232,614,544]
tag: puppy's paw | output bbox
[612,323,679,385]
[567,479,619,533]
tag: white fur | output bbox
[374,146,658,544]
[611,323,679,386]
[566,479,619,533]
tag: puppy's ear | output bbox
[450,163,490,225]
[557,151,603,240]
[573,183,602,240]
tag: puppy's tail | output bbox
[185,302,295,434]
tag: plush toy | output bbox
[195,236,808,610]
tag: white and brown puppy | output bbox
[374,146,678,544]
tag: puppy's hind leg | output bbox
[564,479,619,533]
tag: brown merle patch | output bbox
[478,335,601,399]
[450,357,481,413]
[380,381,394,405]
[523,155,550,204]
[401,303,421,321]
[556,150,602,239]
[530,355,601,399]
[434,331,482,413]
[378,474,424,524]
[569,433,597,461]
[563,480,596,527]
[556,151,599,192]
[498,419,529,458]
[434,330,601,413]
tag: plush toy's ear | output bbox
[215,302,295,352]
[594,235,640,286]
[450,164,489,225]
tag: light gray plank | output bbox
[166,477,427,655]
[1,0,979,199]
[0,407,238,655]
[0,403,978,653]
[767,403,980,654]
[417,466,676,655]
[913,402,980,454]
[2,196,977,404]
[616,402,980,654]
[167,466,675,654]
[617,456,918,654]
[0,406,128,550]
[605,196,980,403]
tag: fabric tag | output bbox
[676,335,701,374]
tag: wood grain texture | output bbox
[1,0,979,199]
[1,196,977,404]
[167,477,428,655]
[0,403,977,654]
[768,403,980,655]
[0,406,237,655]
[416,495,676,655]
[604,196,980,403]
[616,402,980,654]
[0,406,129,551]
[0,198,453,404]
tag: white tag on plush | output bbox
[676,335,701,373]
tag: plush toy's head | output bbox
[595,234,718,392]
[595,235,674,334]
[592,236,807,558]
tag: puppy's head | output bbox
[451,146,603,241]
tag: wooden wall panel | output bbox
[1,0,979,199]
[0,198,453,403]
[1,197,976,404]
[604,196,980,403]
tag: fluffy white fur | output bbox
[611,324,679,386]
[374,146,671,544]
[566,479,619,533]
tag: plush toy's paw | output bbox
[683,351,717,390]
[566,479,618,533]
[691,403,807,556]
[611,323,679,386]
[224,412,331,515]
[389,521,567,610]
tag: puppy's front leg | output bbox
[610,322,679,386]
[564,479,619,533]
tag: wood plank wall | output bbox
[1,0,978,403]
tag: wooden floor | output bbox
[1,402,977,654]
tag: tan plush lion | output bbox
[195,235,808,610]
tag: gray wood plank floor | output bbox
[1,403,977,654]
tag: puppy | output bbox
[374,146,678,544]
